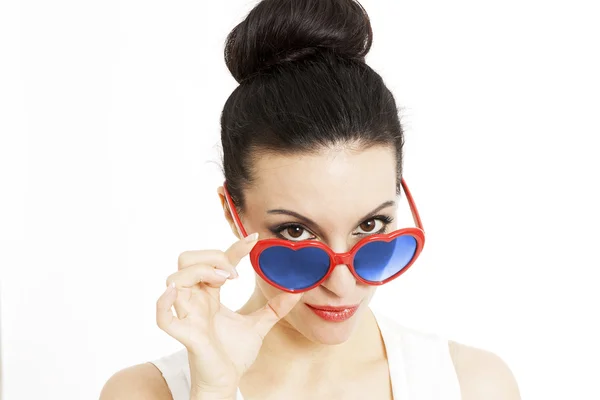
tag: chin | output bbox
[287,302,366,345]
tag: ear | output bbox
[217,186,241,240]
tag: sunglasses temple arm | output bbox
[231,209,248,238]
[223,182,250,238]
[401,178,425,231]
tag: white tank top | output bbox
[150,312,461,400]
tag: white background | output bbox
[1,0,599,399]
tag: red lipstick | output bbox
[305,304,359,322]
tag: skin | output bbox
[100,144,521,400]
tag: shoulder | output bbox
[99,362,172,400]
[448,340,521,400]
[374,313,521,399]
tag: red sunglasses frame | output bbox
[222,178,426,293]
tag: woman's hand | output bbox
[156,234,303,399]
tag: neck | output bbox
[237,287,386,366]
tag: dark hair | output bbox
[221,0,404,211]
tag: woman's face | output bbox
[225,144,398,345]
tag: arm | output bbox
[449,340,521,400]
[99,363,173,400]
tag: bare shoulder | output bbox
[99,362,172,400]
[448,340,521,400]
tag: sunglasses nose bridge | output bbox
[333,252,353,266]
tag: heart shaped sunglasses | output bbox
[223,178,425,293]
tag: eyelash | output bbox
[269,215,395,241]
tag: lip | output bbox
[305,303,359,322]
[305,304,359,311]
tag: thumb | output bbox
[250,292,304,338]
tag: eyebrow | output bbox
[266,200,397,230]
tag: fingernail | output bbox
[214,268,231,278]
[245,232,259,242]
[231,267,239,279]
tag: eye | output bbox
[356,219,384,234]
[277,224,316,241]
[354,215,393,235]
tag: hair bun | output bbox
[224,0,373,83]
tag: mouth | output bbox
[305,303,360,322]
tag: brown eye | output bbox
[356,218,385,235]
[286,226,304,238]
[360,220,377,232]
[278,225,315,241]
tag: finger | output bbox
[172,286,192,320]
[169,259,235,308]
[167,263,233,288]
[223,232,260,273]
[167,283,213,323]
[250,292,304,338]
[156,283,180,335]
[178,250,238,279]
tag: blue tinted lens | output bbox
[353,235,417,282]
[258,246,331,290]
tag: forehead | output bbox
[244,145,397,215]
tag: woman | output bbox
[101,0,520,399]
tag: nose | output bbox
[321,262,357,298]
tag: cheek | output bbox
[256,274,320,308]
[363,286,377,303]
[256,274,284,300]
